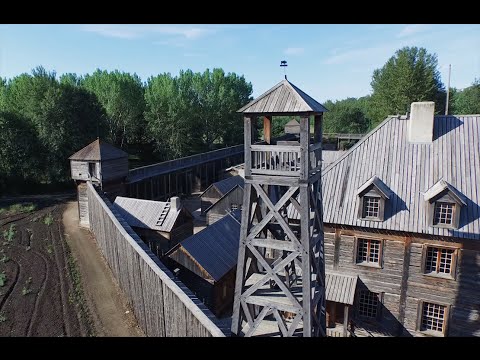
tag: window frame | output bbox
[357,188,386,221]
[354,236,384,268]
[421,244,458,280]
[416,300,450,337]
[356,289,383,321]
[427,191,462,230]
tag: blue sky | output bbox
[1,24,479,102]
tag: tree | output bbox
[369,47,446,126]
[0,111,40,192]
[323,98,370,134]
[82,69,146,148]
[452,79,480,114]
[60,73,82,87]
[145,69,252,160]
[2,67,107,183]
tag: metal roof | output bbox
[213,175,244,196]
[201,175,245,199]
[169,210,241,282]
[322,150,346,171]
[237,79,328,114]
[113,196,183,232]
[322,115,480,239]
[356,175,392,199]
[424,179,467,205]
[69,138,128,161]
[325,272,358,305]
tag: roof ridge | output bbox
[116,196,169,206]
[237,80,286,113]
[322,116,397,176]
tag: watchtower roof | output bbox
[69,139,128,161]
[237,79,328,114]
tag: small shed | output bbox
[284,119,300,134]
[200,175,244,215]
[113,196,194,258]
[165,210,241,317]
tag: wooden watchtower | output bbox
[231,79,327,337]
[69,139,129,227]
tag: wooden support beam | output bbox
[263,116,272,144]
[343,305,349,337]
[244,116,252,177]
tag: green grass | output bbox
[2,225,16,245]
[0,272,6,287]
[0,253,9,263]
[0,203,37,216]
[65,245,96,336]
[43,214,54,226]
[22,277,33,296]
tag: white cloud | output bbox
[284,47,304,55]
[81,24,214,40]
[397,24,431,38]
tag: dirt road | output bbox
[62,201,144,337]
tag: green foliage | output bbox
[2,225,16,245]
[22,277,32,295]
[0,203,37,216]
[0,271,6,287]
[45,243,53,254]
[0,311,6,322]
[0,253,9,263]
[44,214,54,226]
[0,112,41,191]
[82,69,145,148]
[323,97,371,134]
[1,66,107,185]
[451,79,480,115]
[145,69,252,160]
[369,47,446,127]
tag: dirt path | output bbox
[62,201,144,337]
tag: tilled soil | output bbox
[0,203,94,337]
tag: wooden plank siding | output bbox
[206,187,244,225]
[325,226,480,337]
[86,182,227,337]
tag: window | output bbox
[222,284,227,299]
[421,302,447,334]
[88,162,96,179]
[358,290,379,319]
[362,196,380,218]
[356,238,382,266]
[433,202,454,226]
[424,246,456,277]
[231,203,239,211]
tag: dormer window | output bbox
[357,176,392,222]
[363,196,380,219]
[433,202,454,226]
[424,180,466,230]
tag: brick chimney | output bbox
[408,101,435,143]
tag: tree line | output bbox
[0,68,253,193]
[322,46,480,135]
[1,46,478,194]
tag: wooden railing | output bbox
[249,142,322,177]
[251,144,301,176]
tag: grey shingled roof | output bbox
[170,210,241,282]
[113,196,182,232]
[69,138,128,161]
[237,79,328,114]
[322,115,480,239]
[325,272,358,305]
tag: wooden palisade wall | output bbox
[86,182,227,337]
